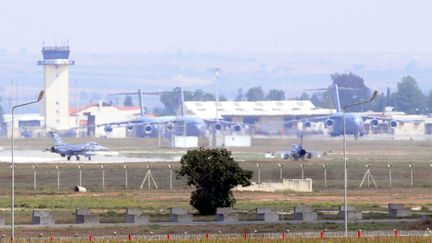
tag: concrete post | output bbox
[123,164,128,189]
[322,164,327,188]
[278,164,283,180]
[168,164,173,190]
[32,166,37,190]
[409,164,413,187]
[387,163,392,188]
[78,165,82,186]
[101,165,105,191]
[300,163,304,180]
[56,166,60,190]
[256,163,261,184]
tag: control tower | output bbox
[38,46,75,131]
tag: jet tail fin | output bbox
[49,132,65,146]
[137,89,145,117]
[179,87,185,116]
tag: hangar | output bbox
[183,100,335,135]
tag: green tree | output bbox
[160,87,185,115]
[297,92,310,100]
[265,89,285,101]
[330,73,372,111]
[177,148,253,215]
[235,88,244,101]
[392,76,425,114]
[425,91,432,113]
[246,86,265,101]
[0,105,3,123]
[123,95,134,107]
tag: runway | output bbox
[0,148,181,164]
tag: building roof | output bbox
[70,103,141,116]
[184,100,335,119]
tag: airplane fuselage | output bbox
[327,112,366,137]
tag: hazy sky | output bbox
[1,0,431,54]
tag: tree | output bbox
[265,89,285,101]
[296,92,310,100]
[392,76,425,114]
[123,95,133,107]
[177,148,253,215]
[160,87,184,115]
[235,88,244,101]
[330,73,372,111]
[246,86,265,101]
[0,99,3,123]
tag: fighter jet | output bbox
[48,132,107,161]
[278,132,323,160]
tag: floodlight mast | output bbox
[11,90,44,240]
[342,90,378,237]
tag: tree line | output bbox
[122,72,430,116]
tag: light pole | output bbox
[342,90,378,236]
[11,90,44,240]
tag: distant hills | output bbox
[1,51,432,112]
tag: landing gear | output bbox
[67,156,71,161]
[75,155,80,161]
[88,157,91,161]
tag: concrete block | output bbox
[388,204,412,218]
[255,208,279,222]
[256,208,272,214]
[125,208,149,224]
[169,208,187,215]
[294,206,317,222]
[216,207,233,215]
[76,209,99,224]
[216,207,238,222]
[169,214,193,222]
[32,210,55,225]
[338,206,362,220]
[168,208,193,222]
[283,179,313,192]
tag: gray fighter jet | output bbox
[49,132,107,161]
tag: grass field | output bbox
[0,137,431,238]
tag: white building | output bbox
[184,100,335,135]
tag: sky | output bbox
[1,0,432,54]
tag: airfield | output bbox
[0,135,431,238]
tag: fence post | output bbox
[387,163,392,188]
[278,164,283,180]
[78,165,82,186]
[322,164,327,188]
[394,228,399,237]
[56,166,60,190]
[409,164,413,187]
[123,164,128,189]
[167,233,170,240]
[357,229,362,238]
[300,163,304,179]
[32,166,37,190]
[243,232,248,239]
[320,230,324,239]
[101,165,105,191]
[256,164,261,184]
[128,234,132,241]
[168,164,173,190]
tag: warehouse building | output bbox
[183,100,335,135]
